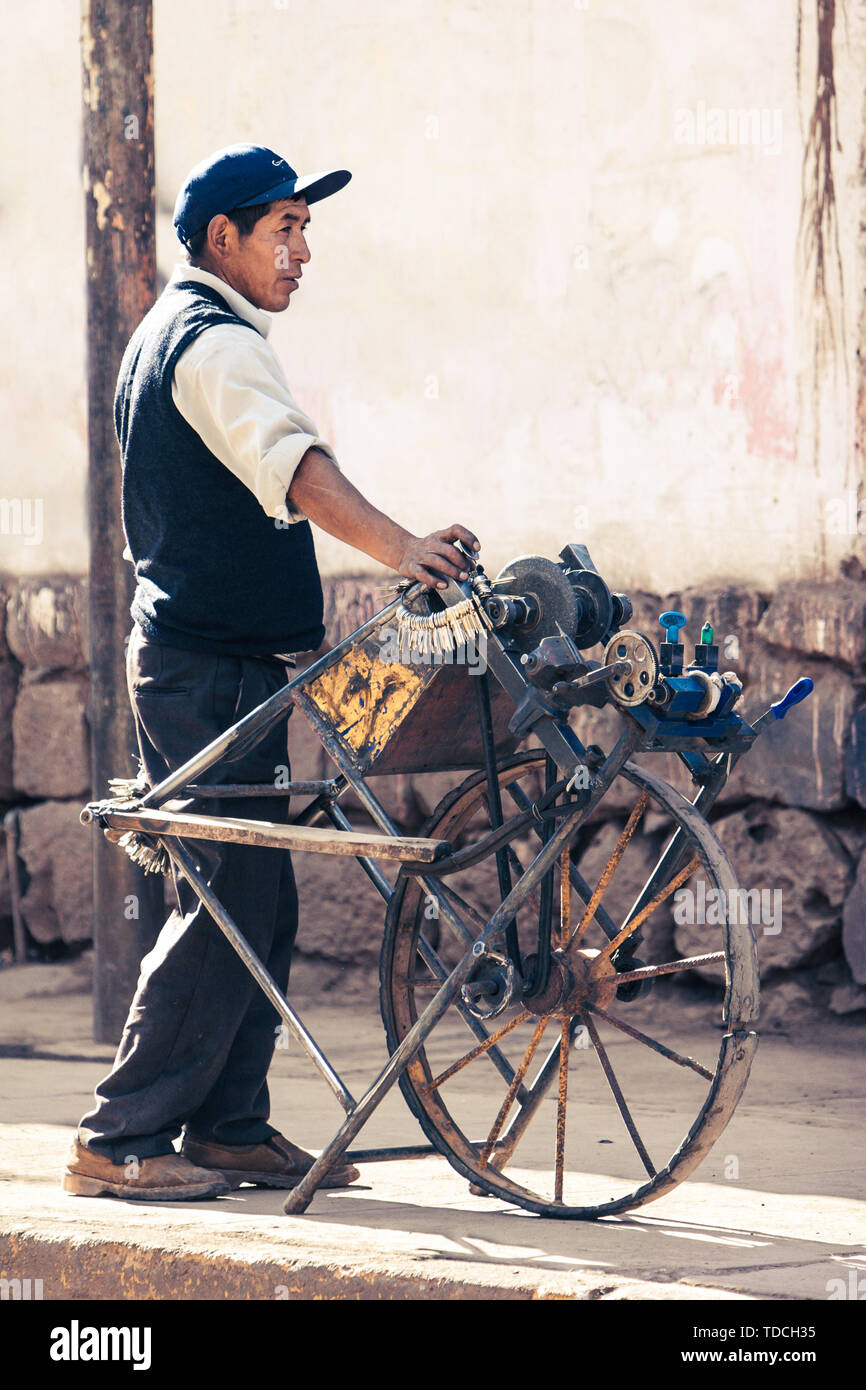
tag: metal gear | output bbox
[602,629,659,706]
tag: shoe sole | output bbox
[62,1171,230,1201]
[217,1167,361,1191]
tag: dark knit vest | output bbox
[115,280,325,656]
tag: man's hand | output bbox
[394,525,480,589]
[288,449,481,589]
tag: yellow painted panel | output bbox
[305,644,433,761]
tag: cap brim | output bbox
[237,168,351,209]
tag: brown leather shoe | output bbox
[181,1133,361,1190]
[62,1137,231,1201]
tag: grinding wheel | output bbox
[492,555,580,655]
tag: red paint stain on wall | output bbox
[738,342,795,459]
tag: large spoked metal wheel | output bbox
[379,750,759,1218]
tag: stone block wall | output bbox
[0,577,93,955]
[0,570,863,1023]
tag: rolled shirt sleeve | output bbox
[171,322,339,523]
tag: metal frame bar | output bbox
[161,838,357,1114]
[473,670,519,969]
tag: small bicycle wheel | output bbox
[379,749,759,1218]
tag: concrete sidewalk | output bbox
[1,959,865,1300]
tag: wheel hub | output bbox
[561,947,619,1014]
[521,951,569,1016]
[522,947,618,1017]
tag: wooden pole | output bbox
[81,0,163,1042]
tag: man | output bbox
[65,144,479,1201]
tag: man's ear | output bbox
[206,213,235,261]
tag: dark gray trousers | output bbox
[78,624,299,1163]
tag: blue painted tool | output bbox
[753,677,814,732]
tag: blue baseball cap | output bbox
[173,143,351,247]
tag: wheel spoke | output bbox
[595,854,701,965]
[479,1016,549,1169]
[506,785,621,946]
[570,790,649,946]
[612,951,726,984]
[488,1017,583,1172]
[585,1002,714,1080]
[558,848,571,949]
[583,1011,656,1177]
[424,1010,531,1091]
[554,1018,570,1201]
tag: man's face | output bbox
[202,196,312,312]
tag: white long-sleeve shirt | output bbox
[167,262,339,526]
